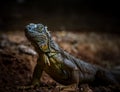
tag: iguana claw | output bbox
[17,85,35,90]
[17,81,41,90]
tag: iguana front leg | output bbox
[56,67,80,92]
[31,55,45,86]
[18,55,45,89]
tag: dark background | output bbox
[0,1,120,92]
[0,0,120,32]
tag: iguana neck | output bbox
[39,37,61,56]
[49,37,61,52]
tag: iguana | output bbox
[21,23,120,90]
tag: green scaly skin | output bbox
[19,23,120,89]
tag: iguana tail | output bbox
[111,66,120,84]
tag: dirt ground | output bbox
[0,30,120,92]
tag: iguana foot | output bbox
[17,85,35,90]
[17,80,40,90]
[56,84,79,92]
[17,81,53,90]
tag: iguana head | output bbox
[25,23,51,53]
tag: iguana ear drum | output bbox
[39,43,49,52]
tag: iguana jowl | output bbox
[24,23,120,89]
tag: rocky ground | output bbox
[0,30,120,92]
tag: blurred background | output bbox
[0,0,120,32]
[0,1,120,92]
